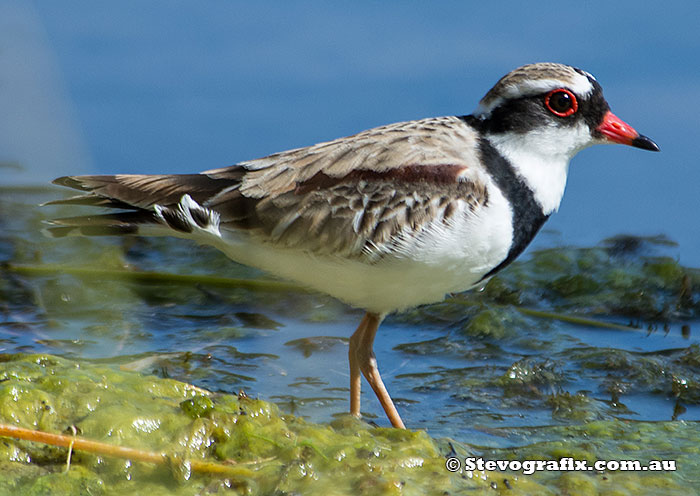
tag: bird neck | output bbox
[484,129,573,215]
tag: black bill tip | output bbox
[632,134,660,152]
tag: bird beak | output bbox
[596,110,660,151]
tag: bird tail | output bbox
[45,174,235,238]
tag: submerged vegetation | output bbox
[1,188,699,493]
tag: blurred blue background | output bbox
[2,0,698,264]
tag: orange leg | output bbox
[348,313,369,418]
[348,312,405,429]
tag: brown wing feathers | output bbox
[47,117,488,254]
[48,164,486,259]
[208,164,486,257]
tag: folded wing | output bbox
[48,116,489,260]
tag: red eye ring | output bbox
[545,89,578,117]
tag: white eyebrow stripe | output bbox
[475,74,594,118]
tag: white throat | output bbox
[486,123,591,215]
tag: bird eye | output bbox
[545,89,578,117]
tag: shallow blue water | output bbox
[2,187,700,447]
[2,2,699,444]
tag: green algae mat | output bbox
[2,188,700,494]
[0,353,697,495]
